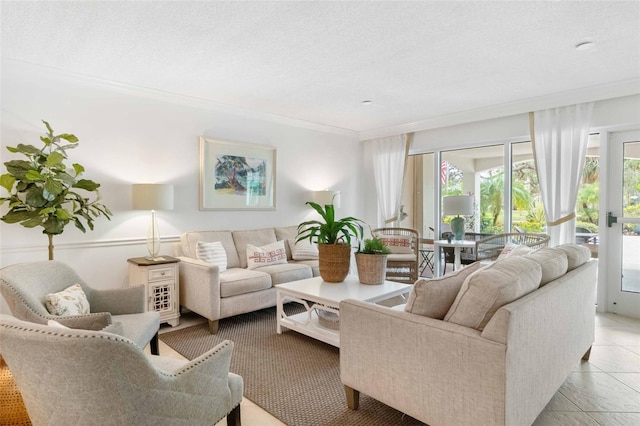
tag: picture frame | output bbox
[199,137,277,210]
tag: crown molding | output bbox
[2,59,358,138]
[359,79,640,141]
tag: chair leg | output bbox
[150,332,159,356]
[582,346,592,361]
[345,385,360,410]
[208,320,219,334]
[227,404,241,426]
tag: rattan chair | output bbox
[371,228,419,284]
[474,233,550,261]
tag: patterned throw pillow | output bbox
[288,238,319,260]
[196,240,228,272]
[247,240,288,270]
[379,235,413,254]
[45,284,90,316]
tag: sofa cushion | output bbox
[253,263,313,285]
[290,260,320,277]
[288,238,319,260]
[247,240,288,270]
[555,243,591,271]
[181,231,240,268]
[379,235,413,254]
[525,247,568,286]
[405,262,483,319]
[45,283,90,316]
[275,226,298,259]
[444,256,542,330]
[219,268,273,298]
[196,241,228,272]
[233,228,278,268]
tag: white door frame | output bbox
[603,130,640,318]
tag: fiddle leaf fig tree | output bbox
[0,120,112,260]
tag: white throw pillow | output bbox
[247,240,288,270]
[196,240,228,272]
[45,283,90,316]
[496,243,532,260]
[288,238,319,260]
[379,235,413,254]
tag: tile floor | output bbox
[150,312,640,426]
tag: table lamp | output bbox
[132,184,174,260]
[443,195,474,241]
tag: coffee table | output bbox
[275,275,412,347]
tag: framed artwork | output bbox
[199,137,277,210]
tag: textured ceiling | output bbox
[2,1,639,137]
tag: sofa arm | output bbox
[339,299,506,426]
[177,257,222,321]
[89,285,145,315]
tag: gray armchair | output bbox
[0,314,243,426]
[0,260,160,354]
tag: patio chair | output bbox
[371,227,419,284]
[475,233,550,261]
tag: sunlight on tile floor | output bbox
[149,312,640,426]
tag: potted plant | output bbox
[355,237,391,285]
[297,201,363,282]
[0,121,112,260]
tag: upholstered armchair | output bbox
[371,227,419,284]
[0,260,160,355]
[0,314,243,426]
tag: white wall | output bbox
[0,62,362,312]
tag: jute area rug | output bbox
[159,306,425,426]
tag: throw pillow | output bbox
[555,243,591,271]
[379,235,413,254]
[45,283,90,316]
[524,247,568,286]
[444,256,542,330]
[405,262,483,319]
[247,240,288,270]
[288,238,319,260]
[196,240,228,272]
[497,243,532,260]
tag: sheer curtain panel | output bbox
[371,134,409,226]
[530,103,594,246]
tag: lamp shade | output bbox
[312,190,341,208]
[443,195,473,216]
[132,184,174,211]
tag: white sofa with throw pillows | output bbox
[340,243,596,426]
[174,226,319,333]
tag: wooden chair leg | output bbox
[208,320,219,334]
[150,332,159,355]
[227,404,241,426]
[582,346,592,361]
[345,385,360,410]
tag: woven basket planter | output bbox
[318,243,352,282]
[0,355,31,425]
[355,253,388,285]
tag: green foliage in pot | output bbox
[0,121,112,260]
[357,237,391,255]
[297,201,363,245]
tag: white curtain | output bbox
[371,134,409,226]
[531,103,594,246]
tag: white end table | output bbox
[433,239,476,276]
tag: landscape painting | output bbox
[200,137,276,210]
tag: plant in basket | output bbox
[355,237,391,285]
[297,201,363,282]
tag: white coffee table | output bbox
[275,275,412,347]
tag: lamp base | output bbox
[450,216,466,241]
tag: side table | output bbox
[127,256,180,327]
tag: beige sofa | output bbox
[340,244,596,426]
[174,226,319,333]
